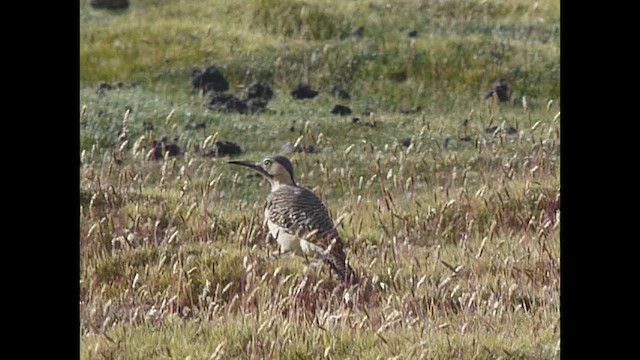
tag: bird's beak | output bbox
[227,160,271,178]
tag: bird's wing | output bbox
[266,186,350,272]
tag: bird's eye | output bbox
[263,159,272,167]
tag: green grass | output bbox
[81,0,560,358]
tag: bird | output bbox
[228,155,357,285]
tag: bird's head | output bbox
[228,155,295,187]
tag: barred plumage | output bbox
[229,155,357,284]
[266,184,354,279]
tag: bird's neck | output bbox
[269,179,296,192]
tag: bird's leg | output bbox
[300,252,311,276]
[269,242,287,259]
[266,228,284,259]
[301,251,324,275]
[265,231,277,259]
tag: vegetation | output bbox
[80,0,560,358]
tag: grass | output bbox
[80,0,560,358]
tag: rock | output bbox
[247,99,269,114]
[485,125,518,135]
[185,122,206,130]
[209,93,247,114]
[96,81,125,95]
[209,92,269,114]
[399,105,412,114]
[143,122,154,131]
[458,119,472,141]
[485,126,499,134]
[90,0,129,10]
[245,82,274,101]
[191,66,229,93]
[202,141,242,157]
[149,136,182,160]
[352,116,379,129]
[350,26,365,37]
[225,97,248,114]
[400,138,411,147]
[281,143,317,154]
[291,83,319,99]
[444,136,451,148]
[97,82,114,92]
[164,142,182,157]
[407,29,418,37]
[484,79,510,102]
[149,141,163,160]
[399,105,424,114]
[332,86,351,100]
[331,105,352,116]
[209,93,235,107]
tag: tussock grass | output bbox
[81,0,559,99]
[81,0,559,358]
[80,103,560,357]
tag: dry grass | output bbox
[80,0,559,358]
[80,103,559,358]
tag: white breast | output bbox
[267,219,300,253]
[264,206,325,257]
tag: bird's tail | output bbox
[323,237,358,285]
[344,263,359,285]
[326,257,358,285]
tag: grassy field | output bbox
[80,0,560,358]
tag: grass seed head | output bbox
[165,109,175,126]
